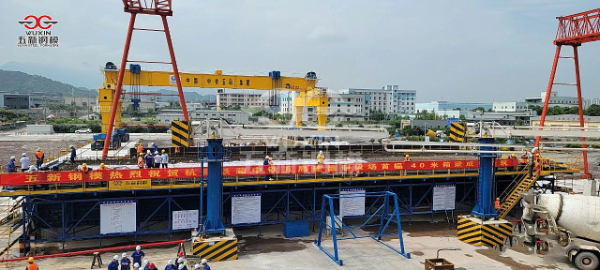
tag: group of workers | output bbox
[138,149,169,169]
[7,148,45,173]
[106,246,210,270]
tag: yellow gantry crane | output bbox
[98,65,328,133]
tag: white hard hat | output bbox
[154,151,159,154]
[143,259,149,265]
[177,257,184,263]
[70,145,74,148]
[194,264,201,269]
[319,150,323,154]
[22,153,27,157]
[265,155,269,159]
[136,245,141,250]
[113,255,119,260]
[178,264,185,270]
[134,263,140,267]
[10,156,15,160]
[122,252,127,258]
[168,260,173,265]
[146,150,151,154]
[201,258,207,265]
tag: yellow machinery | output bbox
[99,67,327,132]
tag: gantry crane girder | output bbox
[99,68,327,132]
[554,8,600,45]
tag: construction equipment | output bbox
[522,193,600,270]
[91,128,129,150]
[99,66,324,130]
[535,8,600,178]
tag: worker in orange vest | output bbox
[35,148,44,169]
[494,197,501,210]
[138,154,145,169]
[26,257,39,270]
[137,143,144,155]
[404,154,411,161]
[534,153,542,176]
[174,146,180,154]
[80,163,90,173]
[98,163,106,171]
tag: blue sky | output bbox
[1,0,599,102]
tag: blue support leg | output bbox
[471,138,498,219]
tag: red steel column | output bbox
[162,15,189,122]
[572,45,590,178]
[535,45,562,147]
[102,13,137,160]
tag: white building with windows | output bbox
[340,85,416,117]
[327,93,365,122]
[216,91,269,108]
[493,102,529,112]
[525,92,579,106]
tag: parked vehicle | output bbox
[75,128,92,134]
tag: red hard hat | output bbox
[178,251,184,257]
[149,262,155,268]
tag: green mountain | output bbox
[0,69,97,97]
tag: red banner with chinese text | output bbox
[0,158,519,186]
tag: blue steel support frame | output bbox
[15,176,496,246]
[314,191,410,266]
[471,138,498,219]
[203,138,226,235]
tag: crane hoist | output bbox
[98,64,328,135]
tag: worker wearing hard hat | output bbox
[108,255,120,270]
[20,153,30,172]
[200,259,210,270]
[35,148,44,169]
[165,260,177,270]
[141,259,149,270]
[121,252,131,270]
[131,245,145,266]
[144,150,154,169]
[80,163,90,173]
[70,145,76,164]
[152,142,158,154]
[133,262,140,270]
[153,151,163,168]
[161,149,169,168]
[137,143,144,155]
[404,154,411,161]
[194,264,201,269]
[147,262,158,270]
[494,197,501,210]
[177,257,188,270]
[7,156,16,173]
[264,156,272,181]
[26,257,38,270]
[138,154,145,169]
[317,151,325,164]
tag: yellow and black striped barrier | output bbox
[171,120,190,147]
[449,122,466,143]
[192,238,238,261]
[457,216,512,247]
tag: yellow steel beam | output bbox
[104,69,317,92]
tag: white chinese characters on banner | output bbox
[172,210,199,230]
[231,193,261,224]
[100,200,136,235]
[340,188,366,217]
[433,185,456,211]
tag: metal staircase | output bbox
[0,197,23,258]
[497,168,540,219]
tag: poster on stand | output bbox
[340,188,366,217]
[232,193,261,224]
[433,185,456,211]
[172,210,199,230]
[100,200,136,235]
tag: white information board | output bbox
[172,210,199,230]
[100,200,136,235]
[340,188,366,217]
[231,193,261,224]
[433,185,456,211]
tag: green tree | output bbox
[459,115,466,121]
[472,107,485,112]
[586,104,600,116]
[369,110,386,121]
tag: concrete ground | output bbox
[0,222,577,270]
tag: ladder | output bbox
[497,169,540,219]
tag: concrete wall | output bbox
[27,124,55,134]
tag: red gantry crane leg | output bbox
[535,8,600,179]
[102,0,189,159]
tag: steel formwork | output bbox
[15,174,514,251]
